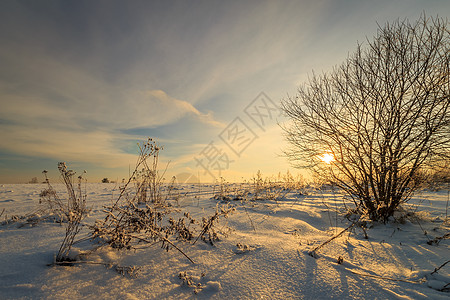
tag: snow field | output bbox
[0,183,448,299]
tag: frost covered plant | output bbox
[194,203,235,245]
[0,167,89,231]
[246,171,294,201]
[91,138,234,265]
[91,140,191,259]
[167,212,196,242]
[213,177,232,201]
[178,271,195,286]
[132,139,173,204]
[54,162,89,262]
[233,243,256,254]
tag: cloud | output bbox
[0,43,224,167]
[0,123,137,168]
[126,90,225,129]
[0,42,223,128]
[0,86,223,168]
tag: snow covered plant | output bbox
[132,139,173,204]
[0,170,82,228]
[90,138,234,264]
[193,203,235,245]
[247,170,299,201]
[52,162,89,262]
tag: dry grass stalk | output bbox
[90,139,234,265]
[55,162,88,262]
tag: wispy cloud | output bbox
[140,90,225,129]
[0,40,224,168]
[0,85,223,168]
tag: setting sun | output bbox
[320,153,335,164]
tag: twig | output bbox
[309,222,356,257]
[360,225,369,239]
[431,260,450,275]
[347,269,422,284]
[441,282,450,292]
[161,236,195,264]
[131,234,195,264]
[427,233,450,246]
[415,217,432,243]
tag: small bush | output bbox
[90,138,234,265]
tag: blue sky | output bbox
[0,0,449,183]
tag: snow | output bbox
[0,183,449,299]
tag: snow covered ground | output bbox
[0,183,449,299]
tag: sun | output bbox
[320,153,335,164]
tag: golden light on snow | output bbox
[320,152,335,164]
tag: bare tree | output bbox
[281,15,449,222]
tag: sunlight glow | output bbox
[320,153,335,164]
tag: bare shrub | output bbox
[282,14,449,222]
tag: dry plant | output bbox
[1,167,89,230]
[0,212,44,227]
[247,170,301,201]
[277,170,306,191]
[132,140,173,204]
[213,177,234,201]
[90,138,234,265]
[193,203,235,245]
[54,162,89,262]
[212,171,305,203]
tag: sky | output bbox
[0,0,449,183]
